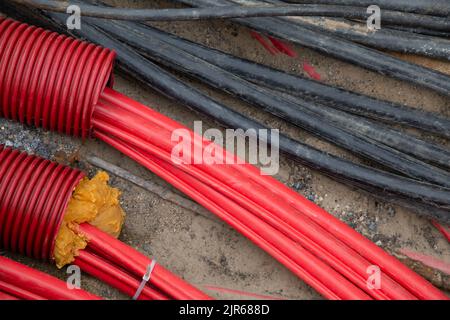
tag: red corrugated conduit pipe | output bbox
[0,17,446,300]
[0,145,98,300]
[0,145,210,300]
[0,146,84,261]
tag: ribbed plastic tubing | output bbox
[0,145,84,261]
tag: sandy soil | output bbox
[0,0,448,300]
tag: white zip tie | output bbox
[132,259,157,300]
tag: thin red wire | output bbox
[0,279,45,300]
[267,36,298,57]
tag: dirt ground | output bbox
[1,0,449,300]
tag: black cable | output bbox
[387,25,450,38]
[5,2,448,222]
[283,0,450,17]
[278,89,450,169]
[295,97,450,171]
[261,1,450,60]
[11,0,450,31]
[230,0,450,32]
[174,0,450,97]
[293,17,450,60]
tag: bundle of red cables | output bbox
[0,17,447,300]
[0,145,210,300]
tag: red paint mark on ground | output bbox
[250,31,323,80]
[302,61,322,80]
[267,36,297,58]
[250,31,279,55]
[202,285,286,300]
[400,249,450,275]
[432,220,450,243]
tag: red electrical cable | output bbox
[0,291,20,300]
[94,133,342,300]
[0,256,100,300]
[94,90,442,299]
[0,279,45,300]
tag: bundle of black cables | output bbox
[11,0,450,94]
[284,0,450,17]
[263,0,450,60]
[173,0,450,97]
[2,1,449,224]
[11,0,450,32]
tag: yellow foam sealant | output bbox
[54,171,125,268]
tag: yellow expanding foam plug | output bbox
[54,172,126,268]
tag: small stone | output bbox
[387,206,396,217]
[292,181,304,191]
